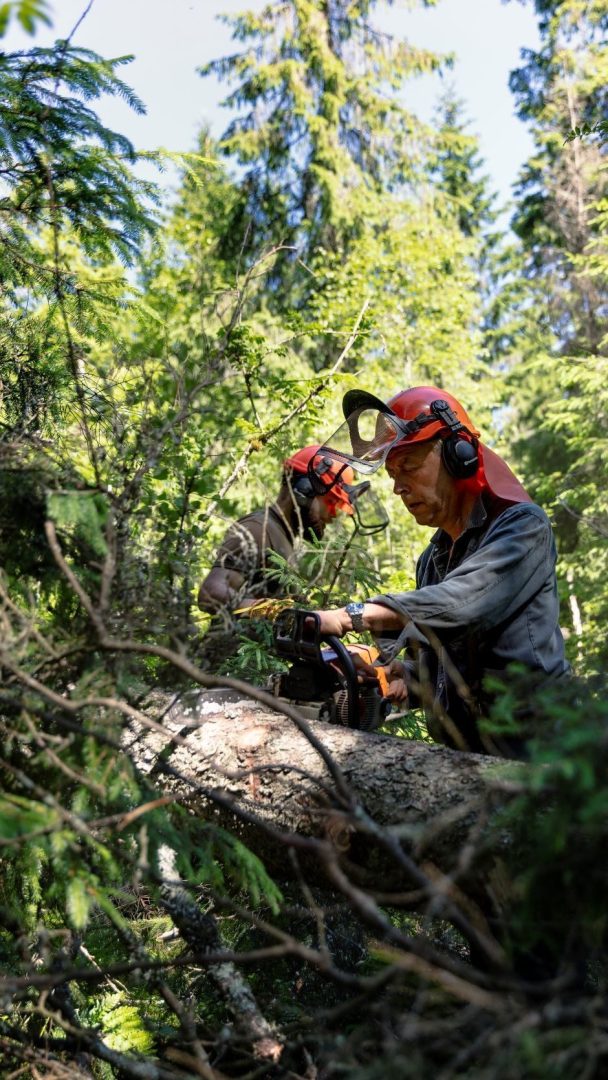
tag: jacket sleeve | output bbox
[212,518,262,577]
[369,504,555,637]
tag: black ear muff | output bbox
[291,475,315,509]
[429,398,479,479]
[441,434,479,479]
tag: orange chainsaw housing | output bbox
[270,607,392,730]
[327,642,390,697]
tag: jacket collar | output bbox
[430,494,490,550]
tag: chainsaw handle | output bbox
[273,608,324,663]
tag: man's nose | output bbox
[393,476,409,496]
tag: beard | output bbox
[301,509,325,542]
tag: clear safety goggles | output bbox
[307,389,436,493]
[319,474,389,534]
[344,480,389,534]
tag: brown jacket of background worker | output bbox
[197,447,357,668]
[307,386,570,757]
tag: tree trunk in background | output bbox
[132,689,512,889]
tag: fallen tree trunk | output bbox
[131,689,515,890]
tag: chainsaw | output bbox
[267,608,392,731]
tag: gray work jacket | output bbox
[371,495,571,755]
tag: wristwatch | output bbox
[345,601,366,632]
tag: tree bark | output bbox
[131,689,513,890]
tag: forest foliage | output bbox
[1,0,608,1077]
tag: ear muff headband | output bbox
[296,453,350,499]
[289,454,337,507]
[429,399,479,478]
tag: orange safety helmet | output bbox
[386,386,480,446]
[307,388,479,481]
[384,386,532,501]
[308,389,532,505]
[385,385,480,480]
[283,445,355,516]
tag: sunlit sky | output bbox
[5,0,540,211]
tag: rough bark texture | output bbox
[130,689,512,889]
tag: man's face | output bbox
[385,439,454,529]
[302,495,332,540]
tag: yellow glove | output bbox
[232,597,297,621]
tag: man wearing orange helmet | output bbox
[308,387,570,757]
[197,447,363,669]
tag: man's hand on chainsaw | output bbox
[312,609,350,636]
[309,609,409,705]
[351,655,409,706]
[382,659,409,705]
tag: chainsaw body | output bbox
[268,608,392,731]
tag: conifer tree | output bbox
[431,92,496,240]
[201,0,445,278]
[199,2,492,395]
[505,0,608,674]
[0,40,158,440]
[429,93,514,380]
[509,0,607,353]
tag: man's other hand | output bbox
[383,659,409,705]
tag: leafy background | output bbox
[1,0,608,1076]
